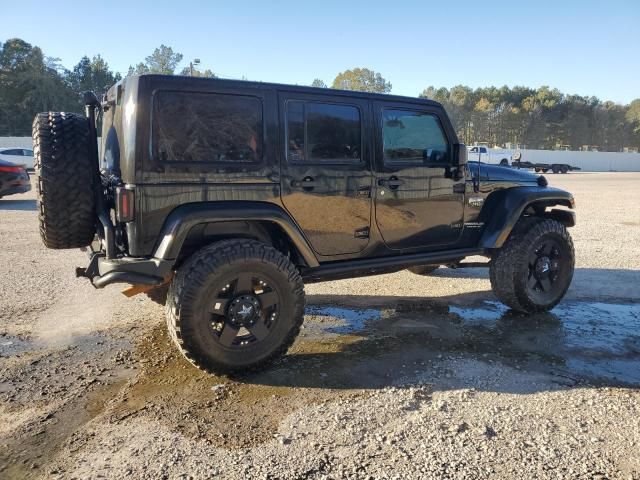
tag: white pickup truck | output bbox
[467,145,514,166]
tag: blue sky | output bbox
[3,0,639,103]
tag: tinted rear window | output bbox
[286,101,361,164]
[153,91,263,163]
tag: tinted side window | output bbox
[287,102,305,163]
[23,149,34,156]
[382,109,449,165]
[153,91,262,163]
[287,101,361,164]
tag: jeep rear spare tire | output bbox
[33,112,95,249]
[165,239,305,374]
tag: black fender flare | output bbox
[479,186,575,249]
[152,201,319,267]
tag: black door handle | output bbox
[291,177,321,189]
[378,177,404,188]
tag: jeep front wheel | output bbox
[165,240,305,374]
[490,219,574,313]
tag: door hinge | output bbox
[354,227,370,239]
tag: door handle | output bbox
[291,177,321,189]
[378,177,404,188]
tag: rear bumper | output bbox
[78,252,172,289]
[0,183,31,197]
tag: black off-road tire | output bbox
[490,218,574,313]
[33,112,95,249]
[165,239,305,374]
[408,265,439,275]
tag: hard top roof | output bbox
[123,74,442,108]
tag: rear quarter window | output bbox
[152,91,263,164]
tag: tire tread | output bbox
[165,239,305,374]
[490,218,574,313]
[32,112,95,249]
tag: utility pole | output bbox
[189,58,201,76]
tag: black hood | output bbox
[470,162,545,185]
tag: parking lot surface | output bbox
[1,173,639,479]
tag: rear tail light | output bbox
[115,187,135,222]
[0,165,24,173]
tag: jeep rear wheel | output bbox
[165,239,305,374]
[490,218,574,313]
[33,112,95,249]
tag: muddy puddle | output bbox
[20,297,633,468]
[299,299,640,387]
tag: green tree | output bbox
[626,99,640,134]
[419,83,640,151]
[332,68,391,93]
[128,62,149,76]
[311,78,327,88]
[67,55,121,103]
[179,66,217,77]
[145,45,183,74]
[0,38,76,135]
[127,45,183,76]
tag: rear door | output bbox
[374,102,465,250]
[279,93,373,256]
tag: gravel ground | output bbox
[0,173,639,479]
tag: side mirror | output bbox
[513,151,522,161]
[454,143,467,167]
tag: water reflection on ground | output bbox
[304,300,640,386]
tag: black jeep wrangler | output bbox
[32,75,575,373]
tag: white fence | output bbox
[0,137,33,149]
[2,137,639,172]
[498,148,640,172]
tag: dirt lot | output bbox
[1,173,639,479]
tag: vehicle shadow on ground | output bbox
[0,199,36,211]
[427,267,640,301]
[237,290,640,393]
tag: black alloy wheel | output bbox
[525,238,570,304]
[208,272,280,349]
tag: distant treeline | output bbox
[421,86,640,152]
[1,37,639,151]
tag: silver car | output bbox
[0,147,35,170]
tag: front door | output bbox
[279,93,373,256]
[374,103,465,250]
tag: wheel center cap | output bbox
[238,304,253,319]
[536,256,551,275]
[228,295,260,325]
